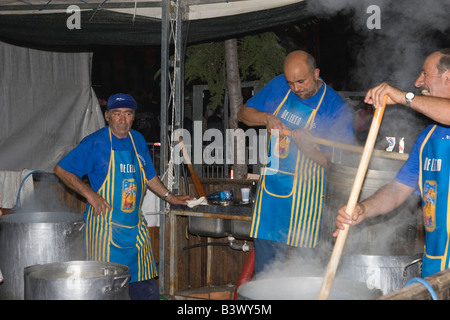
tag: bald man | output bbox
[238,50,354,276]
[336,48,450,278]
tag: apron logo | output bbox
[423,180,437,232]
[274,136,291,158]
[122,179,137,212]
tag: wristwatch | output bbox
[405,92,415,107]
[162,191,171,200]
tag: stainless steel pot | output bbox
[337,253,423,295]
[237,277,382,300]
[0,212,85,299]
[321,151,422,255]
[24,261,130,300]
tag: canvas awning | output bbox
[0,0,309,47]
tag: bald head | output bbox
[284,50,317,74]
[283,50,321,100]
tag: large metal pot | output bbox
[321,151,422,255]
[24,261,130,300]
[337,253,423,295]
[237,277,382,300]
[0,212,85,299]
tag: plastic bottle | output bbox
[206,190,234,201]
[251,181,257,203]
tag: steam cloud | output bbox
[306,0,450,90]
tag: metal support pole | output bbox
[159,0,169,295]
[160,0,186,296]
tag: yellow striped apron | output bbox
[250,85,326,248]
[419,125,450,277]
[85,128,158,282]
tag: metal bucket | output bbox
[337,253,423,295]
[321,151,422,255]
[24,261,130,300]
[0,212,85,299]
[237,276,382,300]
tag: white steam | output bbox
[306,0,450,90]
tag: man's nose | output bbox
[415,73,424,88]
[292,82,302,92]
[119,112,128,120]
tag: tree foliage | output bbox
[184,32,286,109]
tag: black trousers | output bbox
[129,278,160,300]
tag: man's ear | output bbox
[314,68,320,81]
[444,70,450,86]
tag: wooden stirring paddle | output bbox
[317,95,388,300]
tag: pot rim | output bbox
[339,253,423,267]
[0,211,83,224]
[24,260,129,280]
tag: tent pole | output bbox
[160,0,186,298]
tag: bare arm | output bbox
[334,180,415,236]
[365,82,450,125]
[54,164,111,216]
[147,176,190,205]
[409,96,450,125]
[238,105,288,135]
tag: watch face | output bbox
[406,92,415,100]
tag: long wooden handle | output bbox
[282,130,408,161]
[178,137,206,198]
[317,96,388,300]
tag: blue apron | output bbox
[250,84,327,248]
[85,128,158,283]
[419,125,450,277]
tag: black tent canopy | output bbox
[0,0,309,47]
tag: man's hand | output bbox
[165,194,191,206]
[147,175,191,206]
[364,82,404,108]
[333,203,366,237]
[265,113,289,137]
[54,165,112,216]
[85,192,112,216]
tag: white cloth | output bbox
[142,189,160,227]
[0,170,34,209]
[187,196,207,208]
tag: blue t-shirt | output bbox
[58,126,157,193]
[246,74,354,144]
[395,124,450,191]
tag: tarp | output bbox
[0,41,105,171]
[0,0,308,46]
